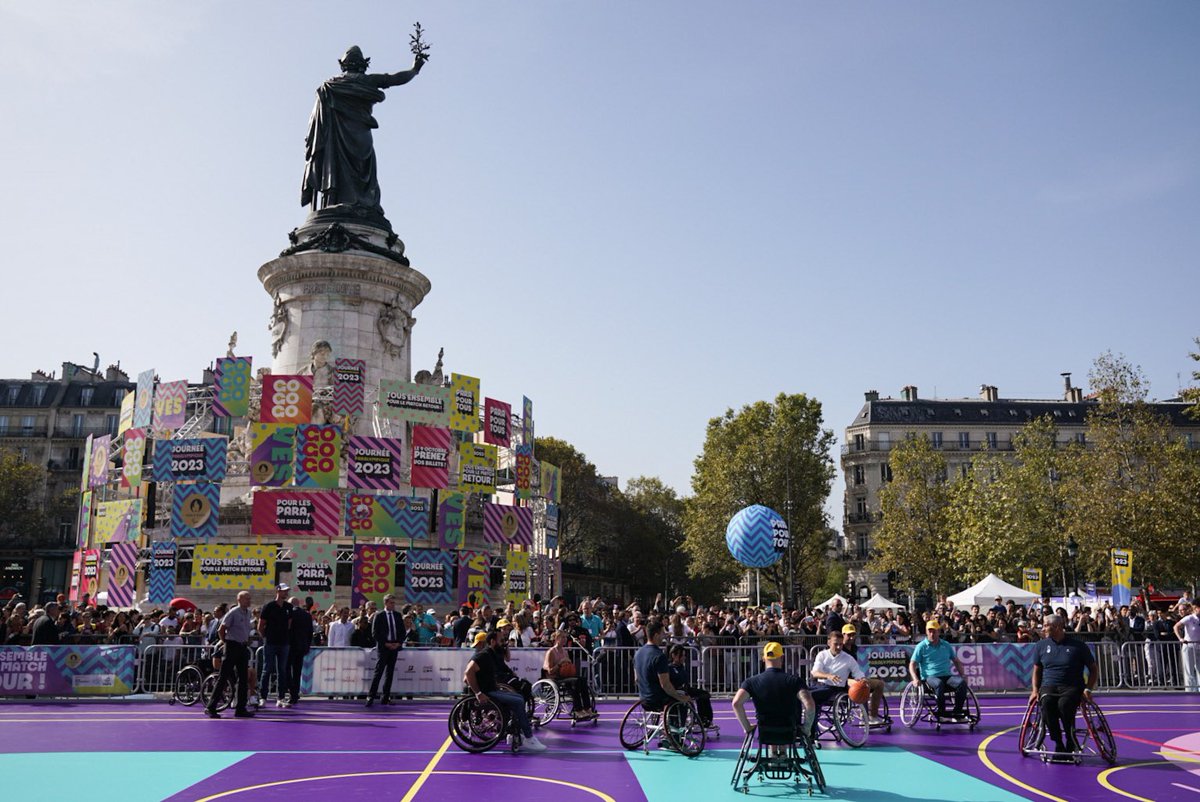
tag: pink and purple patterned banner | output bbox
[482,501,533,546]
[333,358,366,417]
[251,490,341,538]
[483,398,511,447]
[457,550,491,607]
[152,380,188,433]
[346,436,403,490]
[104,542,138,608]
[352,543,396,608]
[410,426,451,489]
[212,357,253,418]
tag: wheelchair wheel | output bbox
[899,682,922,728]
[833,693,869,748]
[1018,699,1042,757]
[448,696,505,753]
[801,734,826,793]
[1082,696,1117,765]
[530,679,560,727]
[664,701,706,757]
[201,673,233,712]
[964,684,981,730]
[730,729,754,788]
[173,665,203,706]
[619,702,647,751]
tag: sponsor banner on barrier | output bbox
[212,356,253,418]
[260,375,313,424]
[378,378,451,426]
[458,442,496,495]
[152,437,228,483]
[152,380,188,434]
[171,483,221,539]
[352,544,396,608]
[118,391,135,435]
[345,494,430,540]
[93,499,142,546]
[346,436,403,490]
[410,426,451,489]
[249,423,295,487]
[436,492,465,550]
[856,642,1076,692]
[133,369,155,429]
[192,544,275,590]
[77,492,92,549]
[458,550,491,607]
[482,502,532,546]
[540,461,561,504]
[252,490,341,538]
[148,542,176,604]
[405,549,454,606]
[0,646,136,696]
[291,542,336,610]
[121,428,147,489]
[1111,549,1133,607]
[88,434,111,489]
[483,398,511,447]
[294,424,341,488]
[104,542,138,608]
[514,444,532,500]
[81,549,102,599]
[332,358,367,418]
[448,374,480,432]
[505,550,529,606]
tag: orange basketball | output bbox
[557,660,577,679]
[848,679,870,704]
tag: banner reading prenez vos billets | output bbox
[192,544,275,590]
[410,426,451,489]
[251,490,341,537]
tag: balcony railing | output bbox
[841,440,1013,455]
[0,428,49,438]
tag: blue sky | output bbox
[2,2,1198,520]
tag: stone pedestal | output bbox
[258,223,431,436]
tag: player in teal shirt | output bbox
[908,620,969,719]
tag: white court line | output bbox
[1170,784,1200,794]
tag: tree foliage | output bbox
[0,449,53,544]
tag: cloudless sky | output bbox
[2,2,1198,521]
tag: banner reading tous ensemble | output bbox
[192,544,275,590]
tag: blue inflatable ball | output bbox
[726,505,785,568]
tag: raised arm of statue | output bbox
[368,57,426,89]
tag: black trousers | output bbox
[208,641,250,712]
[1039,685,1083,747]
[369,646,399,700]
[287,649,308,702]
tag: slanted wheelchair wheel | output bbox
[833,693,870,748]
[964,684,982,730]
[448,696,505,753]
[898,682,922,728]
[1018,699,1042,757]
[201,673,233,712]
[530,679,560,727]
[801,735,826,793]
[173,665,203,706]
[1082,696,1117,765]
[664,701,706,757]
[619,702,647,750]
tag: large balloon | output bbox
[725,505,786,568]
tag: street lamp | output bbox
[1066,536,1079,594]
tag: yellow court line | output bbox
[1096,761,1163,802]
[976,725,1067,802]
[400,735,453,802]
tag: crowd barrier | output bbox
[2,641,1194,698]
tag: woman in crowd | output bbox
[543,629,596,719]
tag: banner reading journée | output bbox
[148,542,176,605]
[405,548,454,606]
[212,356,253,417]
[292,542,336,609]
[1022,567,1043,597]
[192,544,275,590]
[410,426,451,489]
[483,398,511,447]
[252,490,341,538]
[458,550,491,607]
[151,438,228,483]
[104,542,138,608]
[505,550,530,606]
[1111,549,1133,607]
[352,544,396,608]
[333,358,366,417]
[347,436,403,490]
[81,549,102,600]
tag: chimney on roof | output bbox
[901,385,918,402]
[864,390,879,402]
[980,385,999,402]
[105,365,129,382]
[1061,372,1073,400]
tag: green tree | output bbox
[622,476,686,602]
[683,393,837,606]
[1183,336,1200,420]
[0,448,53,544]
[534,436,618,569]
[870,435,961,594]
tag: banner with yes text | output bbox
[436,492,465,550]
[248,424,295,487]
[152,380,188,434]
[457,550,491,607]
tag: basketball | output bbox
[557,660,577,679]
[848,679,870,704]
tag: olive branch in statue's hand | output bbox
[410,22,431,62]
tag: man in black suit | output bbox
[365,594,405,707]
[30,603,61,645]
[286,596,314,706]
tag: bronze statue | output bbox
[301,30,429,231]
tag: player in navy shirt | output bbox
[733,641,816,741]
[1031,614,1097,761]
[634,622,689,710]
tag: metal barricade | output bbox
[1089,641,1126,689]
[1124,641,1186,690]
[138,643,215,694]
[698,644,809,696]
[591,646,640,698]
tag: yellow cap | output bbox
[926,620,941,631]
[763,641,784,660]
[472,631,489,648]
[496,618,511,629]
[841,624,857,635]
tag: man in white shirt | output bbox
[326,607,354,648]
[807,630,867,735]
[1174,602,1200,693]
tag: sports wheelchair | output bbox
[448,683,530,754]
[1019,693,1116,765]
[731,724,825,796]
[899,675,980,731]
[810,685,886,748]
[199,671,261,713]
[531,674,599,728]
[619,699,706,757]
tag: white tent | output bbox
[814,593,849,610]
[948,573,1039,609]
[859,592,905,610]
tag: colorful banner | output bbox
[260,375,313,424]
[483,502,533,546]
[251,490,341,538]
[333,358,366,417]
[346,494,430,540]
[346,436,403,490]
[544,503,559,551]
[436,492,465,550]
[120,428,147,489]
[1111,549,1133,607]
[81,549,102,600]
[212,356,253,418]
[522,396,534,447]
[248,423,295,487]
[540,462,561,504]
[294,424,342,488]
[448,374,480,432]
[171,483,221,539]
[457,550,491,607]
[410,426,451,489]
[1022,567,1043,596]
[514,443,533,501]
[483,398,511,447]
[92,499,142,545]
[117,392,135,435]
[148,542,176,605]
[405,548,454,606]
[151,437,227,483]
[291,542,336,610]
[104,542,138,608]
[80,434,94,492]
[88,434,111,489]
[0,645,136,696]
[192,543,275,591]
[77,492,92,549]
[352,544,396,608]
[133,369,155,429]
[69,550,84,602]
[505,550,530,606]
[458,442,497,495]
[379,378,451,426]
[152,380,188,433]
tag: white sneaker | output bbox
[520,735,547,753]
[867,716,887,726]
